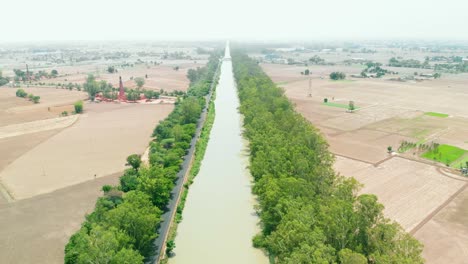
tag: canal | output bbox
[168,44,267,264]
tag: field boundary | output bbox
[410,182,468,235]
[0,179,14,202]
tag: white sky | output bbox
[1,0,467,42]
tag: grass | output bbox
[322,102,359,110]
[451,154,468,169]
[421,144,467,166]
[424,112,449,118]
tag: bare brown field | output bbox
[0,87,87,126]
[335,156,467,231]
[262,62,468,262]
[0,172,120,264]
[414,185,468,264]
[0,103,173,200]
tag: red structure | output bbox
[118,76,126,101]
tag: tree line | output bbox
[64,53,221,264]
[232,52,423,263]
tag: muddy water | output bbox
[169,49,267,264]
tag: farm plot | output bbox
[334,156,466,231]
[0,103,173,200]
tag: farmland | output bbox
[260,47,468,263]
[0,42,210,263]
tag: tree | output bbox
[339,249,367,264]
[107,66,116,73]
[180,97,202,124]
[126,154,141,171]
[134,77,145,89]
[32,95,40,104]
[51,69,58,77]
[387,146,392,153]
[74,101,83,113]
[433,72,442,79]
[84,74,100,101]
[16,89,28,98]
[104,191,161,255]
[304,69,310,75]
[166,240,176,255]
[330,72,346,80]
[348,101,355,111]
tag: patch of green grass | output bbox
[421,144,467,165]
[424,112,449,118]
[322,102,359,110]
[451,154,468,168]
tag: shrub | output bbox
[32,96,40,104]
[330,71,346,80]
[16,89,28,98]
[74,100,83,114]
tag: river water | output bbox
[168,45,267,264]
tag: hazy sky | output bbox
[1,0,467,42]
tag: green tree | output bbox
[107,66,116,74]
[74,100,83,113]
[16,89,28,98]
[330,72,346,80]
[134,77,145,89]
[51,69,58,77]
[105,191,161,255]
[348,101,355,111]
[166,240,176,255]
[339,249,367,264]
[180,97,202,124]
[126,154,141,171]
[32,95,40,104]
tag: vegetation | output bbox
[232,52,423,263]
[361,62,392,78]
[16,89,40,103]
[134,77,145,89]
[348,101,355,111]
[161,65,220,263]
[64,53,220,263]
[74,101,83,114]
[16,88,28,98]
[107,66,116,73]
[421,144,467,166]
[323,101,358,110]
[0,70,10,86]
[424,112,448,118]
[388,57,430,69]
[330,71,346,80]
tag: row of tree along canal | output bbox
[64,53,221,264]
[231,51,424,263]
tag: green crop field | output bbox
[424,112,449,118]
[421,144,467,166]
[451,154,468,168]
[322,102,359,109]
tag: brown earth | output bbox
[0,172,120,264]
[262,62,468,263]
[0,103,173,200]
[0,87,87,126]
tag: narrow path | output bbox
[149,62,220,264]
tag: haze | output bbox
[1,0,467,42]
